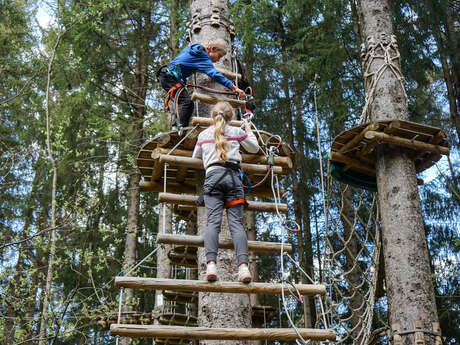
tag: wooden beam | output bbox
[158,192,288,213]
[115,277,326,296]
[364,130,449,155]
[328,151,376,176]
[139,181,196,194]
[216,67,242,81]
[154,147,293,169]
[191,117,244,127]
[111,324,335,341]
[158,154,285,175]
[140,181,279,198]
[110,325,336,341]
[191,92,246,109]
[157,233,293,253]
[338,122,380,153]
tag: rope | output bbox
[359,35,407,124]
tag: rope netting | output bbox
[322,176,388,345]
[321,33,409,344]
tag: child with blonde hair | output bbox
[192,101,259,283]
[158,39,246,131]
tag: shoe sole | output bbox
[240,277,252,284]
[207,274,217,282]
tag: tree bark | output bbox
[191,1,252,344]
[357,1,439,343]
[120,6,149,344]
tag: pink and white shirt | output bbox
[192,125,260,173]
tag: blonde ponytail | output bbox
[211,102,234,161]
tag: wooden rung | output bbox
[140,181,277,199]
[158,192,288,214]
[114,277,326,296]
[328,151,376,176]
[364,130,450,155]
[153,146,293,169]
[139,181,196,194]
[110,324,336,341]
[191,92,246,109]
[159,154,286,175]
[159,313,197,327]
[157,233,293,253]
[339,122,380,153]
[191,117,243,128]
[162,290,197,303]
[216,67,242,81]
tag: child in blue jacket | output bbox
[158,38,245,130]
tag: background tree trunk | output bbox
[191,1,252,344]
[357,1,439,343]
[120,9,149,345]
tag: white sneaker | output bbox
[238,265,252,284]
[206,262,217,282]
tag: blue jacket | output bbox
[169,43,233,89]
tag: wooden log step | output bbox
[162,290,198,303]
[140,181,277,198]
[158,192,288,214]
[157,233,293,253]
[252,305,278,323]
[158,154,286,175]
[115,277,326,296]
[167,251,197,268]
[154,339,191,345]
[364,130,450,155]
[153,146,293,169]
[215,67,242,81]
[110,325,336,341]
[158,313,197,327]
[191,92,246,109]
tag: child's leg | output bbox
[177,88,194,127]
[204,193,225,264]
[226,204,249,266]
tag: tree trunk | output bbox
[39,33,62,345]
[356,1,439,343]
[120,9,148,345]
[191,1,252,344]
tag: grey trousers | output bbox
[203,167,249,266]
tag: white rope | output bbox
[359,35,407,124]
[166,124,199,155]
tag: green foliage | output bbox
[0,0,458,344]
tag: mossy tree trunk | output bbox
[357,1,439,343]
[191,1,252,344]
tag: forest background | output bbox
[0,0,458,344]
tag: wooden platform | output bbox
[329,120,450,178]
[157,233,293,253]
[110,324,336,341]
[115,277,326,296]
[137,117,294,199]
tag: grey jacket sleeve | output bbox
[240,130,259,154]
